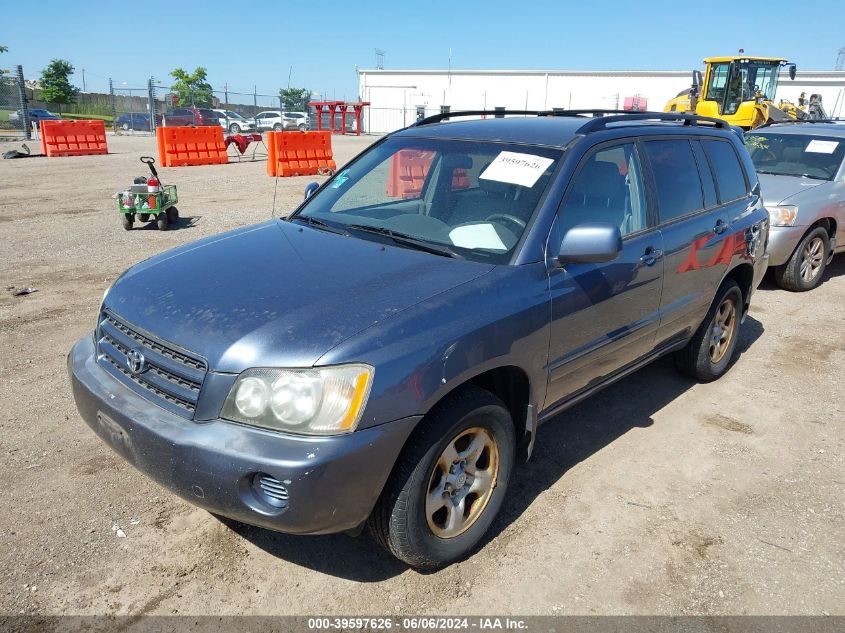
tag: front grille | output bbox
[96,311,207,418]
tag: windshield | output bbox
[295,137,561,263]
[746,133,845,180]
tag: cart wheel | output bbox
[156,214,168,231]
[138,213,150,222]
[122,214,134,231]
[166,206,179,224]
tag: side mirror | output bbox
[557,223,623,265]
[304,182,320,200]
[691,69,702,93]
[788,64,797,81]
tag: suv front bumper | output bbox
[68,335,420,535]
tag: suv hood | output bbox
[758,173,827,206]
[104,221,492,372]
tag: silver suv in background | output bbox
[746,123,845,291]
[212,109,256,134]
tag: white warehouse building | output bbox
[357,68,845,134]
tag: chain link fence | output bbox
[1,65,364,141]
[0,66,30,140]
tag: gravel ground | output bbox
[0,133,843,617]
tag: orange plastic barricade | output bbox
[156,126,228,167]
[266,131,337,177]
[40,119,108,157]
[386,149,469,198]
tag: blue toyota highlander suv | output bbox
[69,110,770,568]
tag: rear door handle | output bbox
[713,219,729,234]
[640,247,664,267]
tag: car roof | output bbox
[751,123,845,138]
[393,115,736,148]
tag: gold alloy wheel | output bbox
[709,296,737,364]
[800,236,825,283]
[425,427,499,539]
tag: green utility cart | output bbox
[117,156,179,231]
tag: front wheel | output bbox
[298,124,306,131]
[368,386,515,569]
[229,123,241,134]
[675,280,742,382]
[166,206,179,224]
[774,227,829,291]
[121,214,134,231]
[137,213,150,222]
[156,213,168,231]
[273,123,282,131]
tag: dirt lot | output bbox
[0,133,842,617]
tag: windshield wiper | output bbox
[289,215,348,235]
[345,224,462,259]
[756,170,827,181]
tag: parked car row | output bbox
[112,107,311,133]
[69,111,843,572]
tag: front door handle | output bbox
[640,247,664,267]
[713,219,729,234]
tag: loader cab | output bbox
[701,57,794,117]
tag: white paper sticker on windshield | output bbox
[805,140,839,154]
[449,224,507,251]
[479,151,553,188]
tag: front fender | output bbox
[315,263,552,429]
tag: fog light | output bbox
[252,473,289,508]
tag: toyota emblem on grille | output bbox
[126,348,147,374]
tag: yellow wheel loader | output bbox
[664,56,827,129]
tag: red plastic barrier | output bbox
[266,131,336,177]
[40,119,108,157]
[156,126,227,167]
[386,149,469,198]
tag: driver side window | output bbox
[559,143,648,237]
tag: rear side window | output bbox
[703,140,747,202]
[642,139,704,223]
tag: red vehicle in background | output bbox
[162,107,220,127]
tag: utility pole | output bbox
[82,68,86,92]
[836,47,845,71]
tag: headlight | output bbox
[221,365,374,435]
[768,205,798,227]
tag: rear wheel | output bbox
[121,122,130,131]
[368,386,515,569]
[273,123,282,131]
[298,124,306,131]
[121,214,134,231]
[156,213,168,231]
[675,280,742,382]
[166,206,179,224]
[774,227,829,291]
[137,213,150,222]
[229,123,241,134]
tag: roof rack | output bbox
[574,111,729,133]
[411,108,730,131]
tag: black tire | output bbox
[368,385,515,569]
[229,123,241,134]
[773,227,829,292]
[121,122,130,131]
[137,213,150,222]
[298,124,306,131]
[273,123,282,131]
[156,213,168,231]
[121,214,133,231]
[166,206,179,223]
[675,280,742,382]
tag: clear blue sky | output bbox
[4,0,843,100]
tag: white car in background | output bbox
[212,109,256,134]
[253,111,310,131]
[283,111,309,131]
